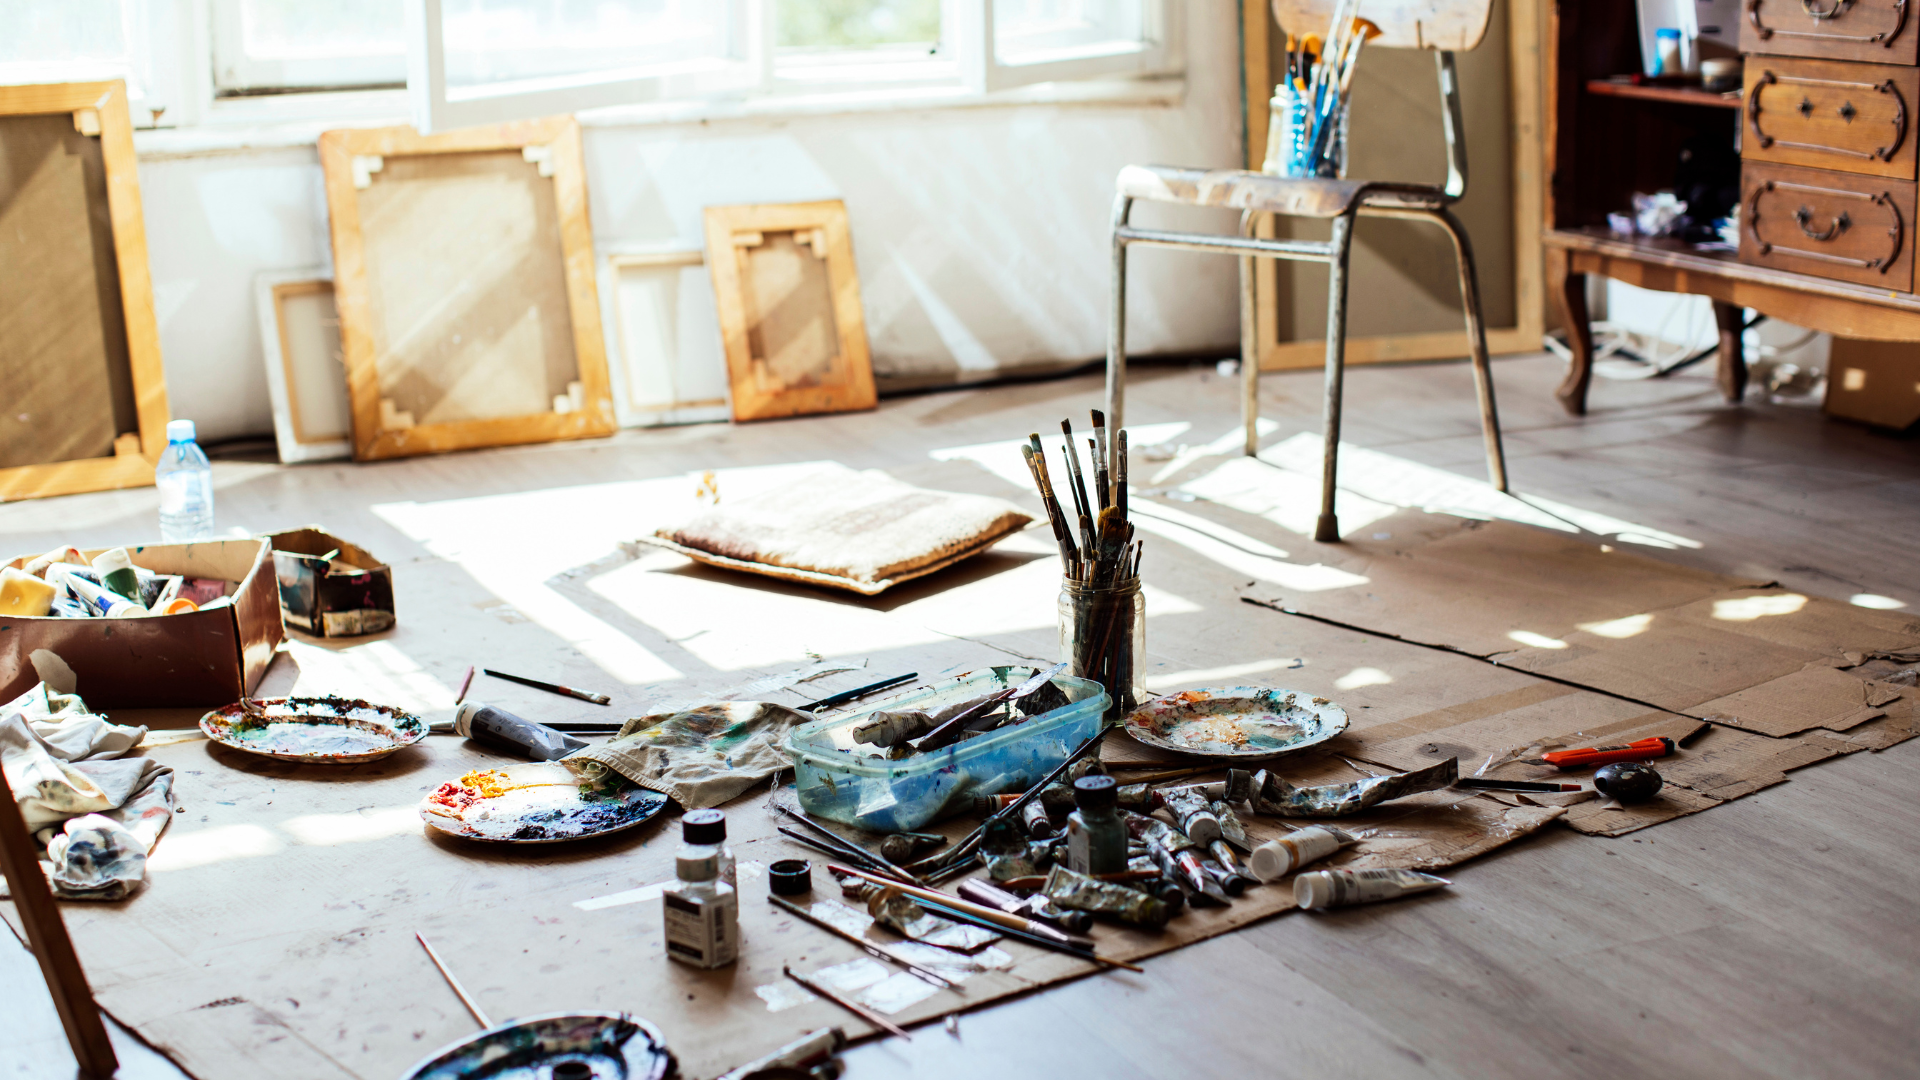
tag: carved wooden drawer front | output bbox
[1743,56,1919,178]
[1741,160,1915,288]
[1742,0,1917,65]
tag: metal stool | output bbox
[1105,50,1508,543]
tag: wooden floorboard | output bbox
[1,353,1916,1079]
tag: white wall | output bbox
[135,1,1244,445]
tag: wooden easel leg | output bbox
[1549,248,1594,416]
[1713,299,1748,403]
[0,790,118,1078]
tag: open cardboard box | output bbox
[1,539,284,708]
[266,527,395,637]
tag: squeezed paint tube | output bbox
[715,1027,848,1080]
[453,701,586,761]
[1211,801,1252,853]
[1252,757,1458,818]
[1129,815,1227,906]
[90,548,140,601]
[51,567,145,618]
[1020,799,1057,839]
[853,708,934,748]
[1126,854,1186,913]
[957,878,1095,935]
[1042,866,1170,929]
[1248,824,1356,882]
[1163,788,1221,847]
[24,546,83,578]
[1196,852,1247,897]
[1208,840,1259,891]
[1162,769,1255,805]
[1294,868,1449,910]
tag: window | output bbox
[0,0,150,96]
[211,0,406,95]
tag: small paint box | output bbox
[267,528,396,638]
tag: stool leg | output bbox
[1316,211,1356,543]
[1435,206,1508,493]
[1105,194,1134,474]
[1238,210,1260,457]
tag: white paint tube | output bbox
[1163,788,1222,847]
[51,566,146,618]
[90,547,140,601]
[1248,824,1355,881]
[1294,868,1450,910]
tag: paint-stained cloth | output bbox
[0,683,173,900]
[568,701,809,809]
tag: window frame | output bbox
[208,0,407,96]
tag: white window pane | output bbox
[776,0,941,49]
[0,0,137,84]
[239,0,404,59]
[441,0,732,90]
[994,0,1145,64]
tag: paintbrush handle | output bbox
[785,966,912,1040]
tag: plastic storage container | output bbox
[783,666,1109,832]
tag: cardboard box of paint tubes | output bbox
[266,528,395,638]
[0,539,284,708]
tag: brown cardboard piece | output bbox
[0,539,284,707]
[1696,665,1904,737]
[267,528,396,637]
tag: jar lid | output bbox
[682,808,726,844]
[1073,774,1118,809]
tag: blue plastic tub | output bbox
[783,666,1109,833]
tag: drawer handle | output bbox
[1795,206,1851,238]
[1749,0,1908,43]
[1749,180,1905,271]
[1748,72,1908,160]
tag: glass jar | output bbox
[1058,575,1144,721]
[1263,84,1348,179]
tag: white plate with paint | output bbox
[1123,686,1348,759]
[420,762,667,843]
[200,696,427,764]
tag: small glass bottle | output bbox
[662,848,738,969]
[681,809,734,890]
[1066,775,1126,876]
[1059,576,1145,720]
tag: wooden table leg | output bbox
[0,787,118,1078]
[1713,299,1748,403]
[1549,247,1594,416]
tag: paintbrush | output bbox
[416,933,492,1029]
[916,730,1107,874]
[832,866,1144,973]
[772,811,903,878]
[768,896,959,990]
[802,672,917,712]
[1022,445,1079,573]
[453,665,475,705]
[1059,421,1098,556]
[482,667,611,706]
[1116,428,1128,523]
[915,662,1067,752]
[785,965,912,1040]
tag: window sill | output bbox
[132,75,1184,160]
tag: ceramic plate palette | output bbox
[199,696,427,763]
[400,1012,674,1080]
[1124,686,1349,759]
[421,762,667,843]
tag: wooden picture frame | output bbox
[318,117,615,460]
[702,200,877,422]
[601,247,731,428]
[0,80,169,501]
[255,269,352,463]
[1240,0,1547,369]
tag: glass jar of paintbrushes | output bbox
[1018,411,1143,723]
[1262,16,1378,179]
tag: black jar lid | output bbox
[1073,774,1118,810]
[681,808,726,844]
[769,858,813,896]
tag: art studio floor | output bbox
[4,352,1919,1080]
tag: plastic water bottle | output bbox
[155,419,214,543]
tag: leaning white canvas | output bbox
[255,268,353,463]
[597,246,731,429]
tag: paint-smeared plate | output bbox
[1124,686,1348,759]
[421,762,667,843]
[200,696,427,763]
[400,1011,674,1080]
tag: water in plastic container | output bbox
[156,419,214,543]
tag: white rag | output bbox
[0,683,174,900]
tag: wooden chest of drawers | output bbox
[1740,3,1920,288]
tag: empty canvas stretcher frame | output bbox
[702,200,878,422]
[255,269,352,463]
[0,80,169,500]
[318,116,614,460]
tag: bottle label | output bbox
[664,885,738,968]
[1067,819,1091,874]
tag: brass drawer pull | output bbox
[1748,72,1908,159]
[1748,179,1905,269]
[1749,0,1908,43]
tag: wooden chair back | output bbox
[1269,0,1495,50]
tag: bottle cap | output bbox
[676,850,718,882]
[1073,774,1117,810]
[682,808,726,844]
[1293,871,1335,910]
[452,701,483,738]
[166,419,196,443]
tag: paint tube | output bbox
[453,701,586,762]
[1162,788,1221,847]
[1020,799,1057,839]
[51,567,145,618]
[23,546,83,578]
[1211,801,1252,852]
[1162,769,1255,805]
[1196,851,1248,897]
[1127,855,1186,913]
[1253,757,1458,818]
[1128,814,1227,906]
[1042,866,1170,929]
[957,878,1094,935]
[1293,868,1449,910]
[1208,840,1259,891]
[1248,824,1355,881]
[1114,782,1165,813]
[852,708,934,748]
[90,548,140,601]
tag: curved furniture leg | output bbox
[1105,194,1134,471]
[1549,247,1594,416]
[1713,299,1748,404]
[1239,210,1261,458]
[1434,206,1508,492]
[1316,211,1356,543]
